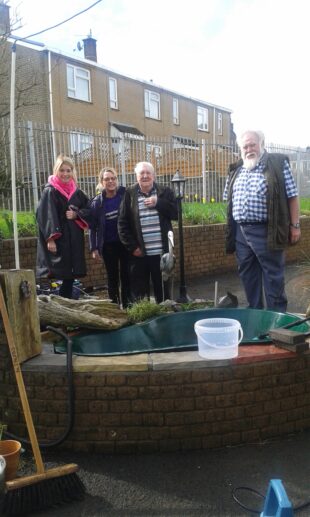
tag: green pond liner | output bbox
[53,308,310,357]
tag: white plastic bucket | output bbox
[194,318,243,359]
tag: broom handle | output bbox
[0,285,45,474]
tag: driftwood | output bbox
[37,295,129,329]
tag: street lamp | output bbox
[171,170,191,303]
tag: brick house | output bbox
[0,3,235,147]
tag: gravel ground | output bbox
[9,430,310,516]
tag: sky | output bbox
[6,0,310,147]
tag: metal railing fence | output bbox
[1,118,310,211]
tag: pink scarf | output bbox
[48,175,77,199]
[48,175,88,230]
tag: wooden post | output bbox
[0,270,41,363]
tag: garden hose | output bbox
[4,326,75,449]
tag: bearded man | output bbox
[223,130,300,311]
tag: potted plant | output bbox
[0,423,21,481]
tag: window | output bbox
[173,98,179,125]
[109,77,118,109]
[67,64,90,102]
[197,106,209,131]
[217,112,223,135]
[144,89,160,120]
[70,132,93,154]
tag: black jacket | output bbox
[36,184,90,279]
[89,186,126,253]
[118,183,177,255]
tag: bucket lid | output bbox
[194,318,241,332]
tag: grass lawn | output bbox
[0,199,309,238]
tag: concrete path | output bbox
[183,263,310,315]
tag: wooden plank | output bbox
[0,270,41,363]
[273,341,309,353]
[269,328,310,345]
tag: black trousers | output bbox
[130,254,170,304]
[59,278,74,299]
[102,241,131,308]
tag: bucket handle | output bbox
[197,326,243,349]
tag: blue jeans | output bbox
[235,223,287,311]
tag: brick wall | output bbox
[0,340,309,453]
[1,217,309,288]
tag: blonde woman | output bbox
[36,154,90,298]
[89,167,131,307]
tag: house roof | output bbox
[7,37,232,114]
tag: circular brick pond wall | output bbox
[1,338,310,454]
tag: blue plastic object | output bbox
[260,479,293,517]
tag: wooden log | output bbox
[37,294,129,329]
[0,269,41,363]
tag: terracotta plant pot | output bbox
[0,440,21,481]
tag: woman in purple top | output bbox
[89,167,131,308]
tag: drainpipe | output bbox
[48,50,56,161]
[213,107,216,149]
[10,41,19,268]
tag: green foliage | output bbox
[0,423,7,440]
[300,198,310,214]
[0,198,309,239]
[182,202,227,225]
[0,211,36,239]
[126,299,166,324]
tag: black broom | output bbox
[0,285,85,516]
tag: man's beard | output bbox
[243,155,260,171]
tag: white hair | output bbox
[134,161,155,176]
[237,130,265,150]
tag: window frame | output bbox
[67,64,91,102]
[173,98,179,125]
[197,106,209,132]
[144,89,161,120]
[70,132,94,154]
[217,112,223,135]
[109,77,118,109]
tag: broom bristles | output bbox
[1,466,85,516]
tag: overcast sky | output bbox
[6,0,310,147]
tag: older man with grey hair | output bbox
[223,130,300,311]
[118,161,177,303]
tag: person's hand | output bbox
[47,239,57,253]
[133,247,143,257]
[289,226,301,244]
[66,209,77,220]
[144,195,157,208]
[92,250,100,260]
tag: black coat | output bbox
[118,183,177,255]
[36,185,91,279]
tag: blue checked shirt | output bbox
[223,155,298,223]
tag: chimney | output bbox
[83,30,97,62]
[0,2,10,36]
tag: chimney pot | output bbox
[83,32,97,62]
